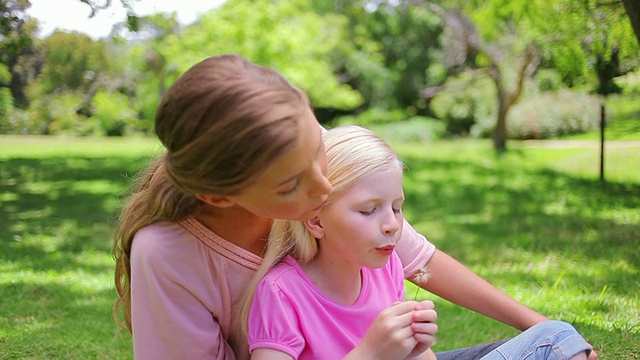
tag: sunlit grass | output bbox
[1,133,638,359]
[395,138,639,359]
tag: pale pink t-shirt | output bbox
[248,254,405,359]
[130,216,434,360]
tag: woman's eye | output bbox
[393,207,402,214]
[359,208,375,215]
[278,182,299,196]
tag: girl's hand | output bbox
[406,300,438,358]
[345,301,420,360]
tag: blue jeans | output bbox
[436,321,591,360]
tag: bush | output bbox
[371,116,446,143]
[92,90,137,136]
[472,90,601,139]
[333,108,445,142]
[0,88,14,134]
[536,69,563,92]
[430,72,495,137]
[334,107,409,127]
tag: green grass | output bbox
[0,136,163,359]
[1,133,638,359]
[396,139,639,359]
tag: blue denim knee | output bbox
[481,320,591,360]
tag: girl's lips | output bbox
[375,245,395,256]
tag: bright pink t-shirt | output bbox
[248,254,406,359]
[130,217,434,360]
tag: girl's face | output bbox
[310,165,405,272]
[226,108,332,221]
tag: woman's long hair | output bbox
[113,54,310,332]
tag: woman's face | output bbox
[226,108,332,221]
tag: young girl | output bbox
[112,54,596,359]
[242,126,592,360]
[243,126,438,360]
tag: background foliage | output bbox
[0,0,638,148]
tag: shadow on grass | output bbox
[401,151,639,301]
[1,155,149,253]
[0,282,133,359]
[1,155,145,357]
[402,153,639,260]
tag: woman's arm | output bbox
[409,249,548,331]
[399,223,598,359]
[251,348,294,360]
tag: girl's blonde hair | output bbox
[113,54,310,332]
[238,125,404,336]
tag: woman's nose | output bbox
[308,171,332,197]
[308,159,332,197]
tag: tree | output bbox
[78,0,139,31]
[622,0,640,46]
[161,0,363,112]
[418,1,540,152]
[38,31,113,93]
[419,0,639,152]
[0,0,38,108]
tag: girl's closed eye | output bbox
[359,208,376,215]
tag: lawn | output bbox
[1,130,638,358]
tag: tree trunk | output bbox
[622,0,640,46]
[493,93,508,153]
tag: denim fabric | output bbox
[436,338,511,360]
[436,321,590,360]
[483,321,590,360]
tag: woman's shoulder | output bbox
[130,221,198,270]
[131,218,261,274]
[133,220,192,253]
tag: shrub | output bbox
[0,88,14,134]
[536,69,563,92]
[430,72,495,137]
[371,116,446,143]
[334,107,409,127]
[92,90,137,136]
[472,90,601,139]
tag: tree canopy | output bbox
[1,0,638,150]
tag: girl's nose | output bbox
[382,212,401,235]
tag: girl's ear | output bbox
[196,194,236,208]
[304,216,324,239]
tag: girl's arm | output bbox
[410,249,548,331]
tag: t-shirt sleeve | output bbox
[248,280,304,359]
[131,230,235,360]
[396,219,437,279]
[390,252,406,300]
